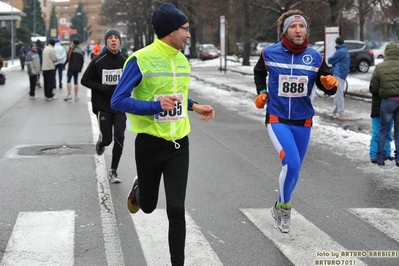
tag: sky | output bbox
[188,56,399,185]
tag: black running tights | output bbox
[97,111,126,170]
[135,133,189,266]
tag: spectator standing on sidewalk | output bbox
[0,55,5,85]
[42,39,59,100]
[64,39,85,101]
[253,9,337,234]
[19,45,27,71]
[81,29,127,183]
[111,3,215,265]
[184,43,190,61]
[54,38,66,89]
[370,42,399,167]
[25,43,41,99]
[89,40,95,59]
[36,40,44,89]
[368,89,394,164]
[328,36,350,119]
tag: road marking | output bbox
[0,211,74,266]
[88,102,125,266]
[131,209,223,266]
[241,208,367,266]
[349,208,399,242]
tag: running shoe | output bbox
[276,208,291,233]
[75,96,79,101]
[127,176,140,214]
[333,113,346,119]
[45,96,58,101]
[109,169,121,183]
[95,139,105,155]
[29,95,39,99]
[64,94,72,101]
[328,112,337,117]
[271,202,291,233]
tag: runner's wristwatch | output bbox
[189,101,198,111]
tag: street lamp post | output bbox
[11,0,14,65]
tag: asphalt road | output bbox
[0,61,398,266]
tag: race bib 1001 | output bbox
[102,69,122,85]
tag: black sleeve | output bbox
[253,55,268,94]
[315,60,337,95]
[81,60,103,92]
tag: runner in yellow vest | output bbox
[111,3,214,265]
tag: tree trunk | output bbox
[242,0,250,66]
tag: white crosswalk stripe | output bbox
[0,210,75,266]
[348,208,399,242]
[1,207,398,265]
[131,209,223,266]
[240,208,368,266]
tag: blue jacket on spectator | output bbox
[328,44,350,80]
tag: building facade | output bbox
[7,0,109,45]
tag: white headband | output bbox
[283,15,307,33]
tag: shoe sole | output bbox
[127,192,140,214]
[277,226,290,233]
[110,178,121,183]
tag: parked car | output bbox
[311,40,374,73]
[197,44,219,60]
[372,42,388,59]
[253,42,272,56]
[365,40,382,49]
[311,41,324,53]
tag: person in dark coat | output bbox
[368,89,393,163]
[370,42,399,166]
[19,45,27,70]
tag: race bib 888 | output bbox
[277,74,308,97]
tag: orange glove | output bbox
[320,75,339,90]
[255,92,268,109]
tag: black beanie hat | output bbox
[49,39,56,46]
[335,36,344,45]
[73,39,80,45]
[105,28,121,43]
[151,3,188,39]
